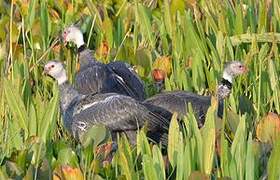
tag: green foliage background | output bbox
[0,0,280,179]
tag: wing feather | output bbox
[72,94,168,133]
[108,61,145,100]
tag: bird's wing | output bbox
[107,61,145,101]
[145,91,211,120]
[71,93,169,134]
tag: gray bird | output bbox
[144,61,247,127]
[63,25,145,101]
[44,60,170,145]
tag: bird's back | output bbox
[145,90,212,127]
[75,62,111,95]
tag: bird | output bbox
[44,60,170,145]
[62,25,145,101]
[144,61,248,127]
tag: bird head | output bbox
[44,60,67,84]
[222,61,247,82]
[63,25,85,48]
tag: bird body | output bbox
[44,61,169,145]
[63,26,145,100]
[145,61,247,127]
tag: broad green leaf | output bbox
[230,115,246,180]
[4,78,28,135]
[186,104,203,170]
[136,4,154,47]
[152,146,165,179]
[143,155,158,180]
[168,113,182,167]
[201,98,217,174]
[80,125,108,148]
[136,130,151,156]
[39,84,59,143]
[57,148,79,167]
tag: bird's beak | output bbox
[43,67,49,75]
[242,66,248,73]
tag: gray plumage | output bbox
[107,61,145,100]
[65,91,170,144]
[44,61,170,145]
[144,91,223,127]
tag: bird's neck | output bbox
[74,34,85,49]
[222,71,233,83]
[56,69,67,85]
[78,44,87,53]
[216,73,234,100]
[58,82,80,114]
[78,48,99,69]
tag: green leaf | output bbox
[4,78,29,135]
[163,0,172,37]
[185,104,203,170]
[136,3,155,47]
[168,112,182,167]
[201,98,217,174]
[136,130,151,156]
[268,138,280,179]
[268,60,280,113]
[57,147,79,167]
[39,84,59,143]
[80,125,108,148]
[234,4,244,34]
[116,136,136,179]
[143,155,158,180]
[245,133,255,180]
[26,0,37,30]
[230,115,246,180]
[152,146,165,179]
[40,0,49,50]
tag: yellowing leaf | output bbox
[95,40,110,60]
[188,171,210,180]
[53,165,83,180]
[152,56,172,75]
[256,112,280,144]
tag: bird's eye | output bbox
[239,65,243,68]
[51,65,55,68]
